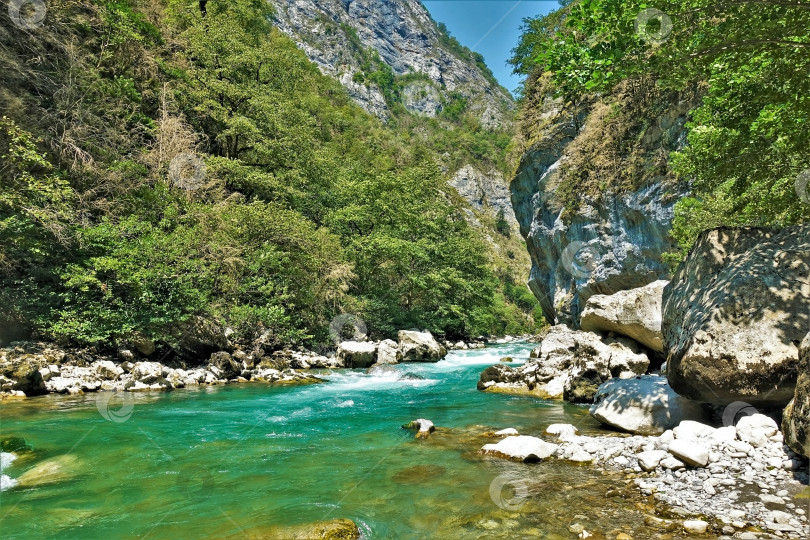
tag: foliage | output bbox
[512,0,810,256]
[0,0,539,350]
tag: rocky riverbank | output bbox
[473,416,809,539]
[0,329,504,399]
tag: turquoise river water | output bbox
[0,344,696,539]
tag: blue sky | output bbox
[422,1,558,95]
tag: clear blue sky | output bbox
[422,1,558,95]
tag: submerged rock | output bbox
[580,280,667,352]
[235,518,361,540]
[589,375,707,435]
[663,225,810,407]
[16,454,79,487]
[480,435,558,463]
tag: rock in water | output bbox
[397,330,446,363]
[402,418,435,439]
[337,341,377,368]
[589,376,707,435]
[663,225,810,407]
[580,280,668,352]
[480,435,558,463]
[783,333,810,458]
[375,339,399,365]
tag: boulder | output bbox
[402,418,435,439]
[736,414,779,448]
[783,333,810,458]
[667,439,709,467]
[172,316,230,360]
[376,339,399,365]
[589,375,708,435]
[132,362,166,384]
[208,351,241,379]
[9,361,47,396]
[93,360,124,380]
[337,341,377,368]
[480,435,558,463]
[398,330,446,362]
[479,326,650,403]
[663,226,810,407]
[494,428,519,437]
[580,280,668,352]
[545,424,579,439]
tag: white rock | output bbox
[545,424,579,439]
[637,450,668,471]
[709,425,738,445]
[94,360,124,380]
[494,428,519,437]
[398,330,445,362]
[337,341,377,368]
[569,450,594,463]
[589,376,707,435]
[668,439,710,467]
[683,520,708,534]
[375,339,399,365]
[580,280,668,352]
[673,420,717,440]
[481,436,558,462]
[660,456,685,470]
[736,414,779,448]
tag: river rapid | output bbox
[0,344,697,539]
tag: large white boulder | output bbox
[581,280,668,352]
[481,435,558,463]
[375,339,399,365]
[589,375,707,435]
[663,225,810,407]
[398,330,446,363]
[337,341,377,368]
[736,414,779,448]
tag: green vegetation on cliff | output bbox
[512,0,810,255]
[0,0,539,349]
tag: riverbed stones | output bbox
[481,435,558,463]
[337,341,377,368]
[581,280,668,352]
[662,225,810,407]
[398,330,446,362]
[589,376,707,435]
[783,333,810,458]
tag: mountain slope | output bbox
[269,0,514,127]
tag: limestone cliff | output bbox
[510,76,700,326]
[269,0,514,127]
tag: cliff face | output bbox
[269,0,514,127]
[511,78,697,327]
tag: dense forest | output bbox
[511,0,810,259]
[0,0,541,352]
